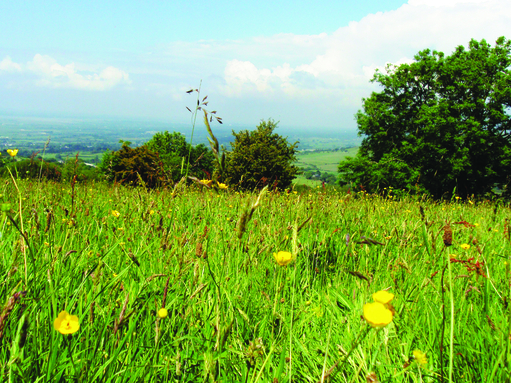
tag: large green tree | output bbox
[339,37,511,198]
[225,119,299,190]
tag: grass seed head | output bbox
[443,224,453,246]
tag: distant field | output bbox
[295,147,358,174]
[292,146,359,186]
[293,174,322,187]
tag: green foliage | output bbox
[100,142,166,188]
[339,37,511,198]
[146,131,215,182]
[225,119,300,190]
[1,179,511,381]
[338,154,425,194]
[61,156,102,182]
[1,158,62,181]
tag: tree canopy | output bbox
[338,37,511,198]
[146,131,214,182]
[225,119,299,190]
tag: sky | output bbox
[1,0,510,132]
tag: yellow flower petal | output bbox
[158,308,168,319]
[273,251,294,267]
[363,302,393,328]
[413,349,428,365]
[372,290,394,304]
[54,310,80,334]
[7,149,18,157]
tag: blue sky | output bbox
[1,0,510,131]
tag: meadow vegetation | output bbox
[1,37,510,382]
[1,176,510,382]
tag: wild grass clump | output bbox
[0,179,510,382]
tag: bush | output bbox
[99,142,166,188]
[2,158,62,181]
[225,119,300,190]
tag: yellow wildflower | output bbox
[460,243,470,250]
[158,308,168,319]
[53,310,80,334]
[7,149,18,157]
[413,349,428,365]
[201,179,213,186]
[363,302,393,328]
[372,290,394,305]
[111,210,120,218]
[273,251,294,267]
[217,182,228,189]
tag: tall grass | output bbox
[0,180,510,382]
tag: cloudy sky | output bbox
[1,0,510,131]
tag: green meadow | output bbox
[294,147,359,187]
[296,148,359,174]
[1,179,510,382]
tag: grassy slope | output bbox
[1,179,509,382]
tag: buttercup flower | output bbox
[7,149,18,157]
[363,302,393,328]
[111,210,120,218]
[217,182,228,189]
[54,310,80,334]
[413,349,428,365]
[158,308,168,319]
[372,290,394,305]
[201,179,213,186]
[460,243,470,250]
[273,251,294,267]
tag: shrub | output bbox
[2,158,62,181]
[99,142,166,188]
[225,119,299,190]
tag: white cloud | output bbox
[409,0,492,6]
[26,54,131,90]
[1,54,130,90]
[0,56,22,73]
[218,0,511,108]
